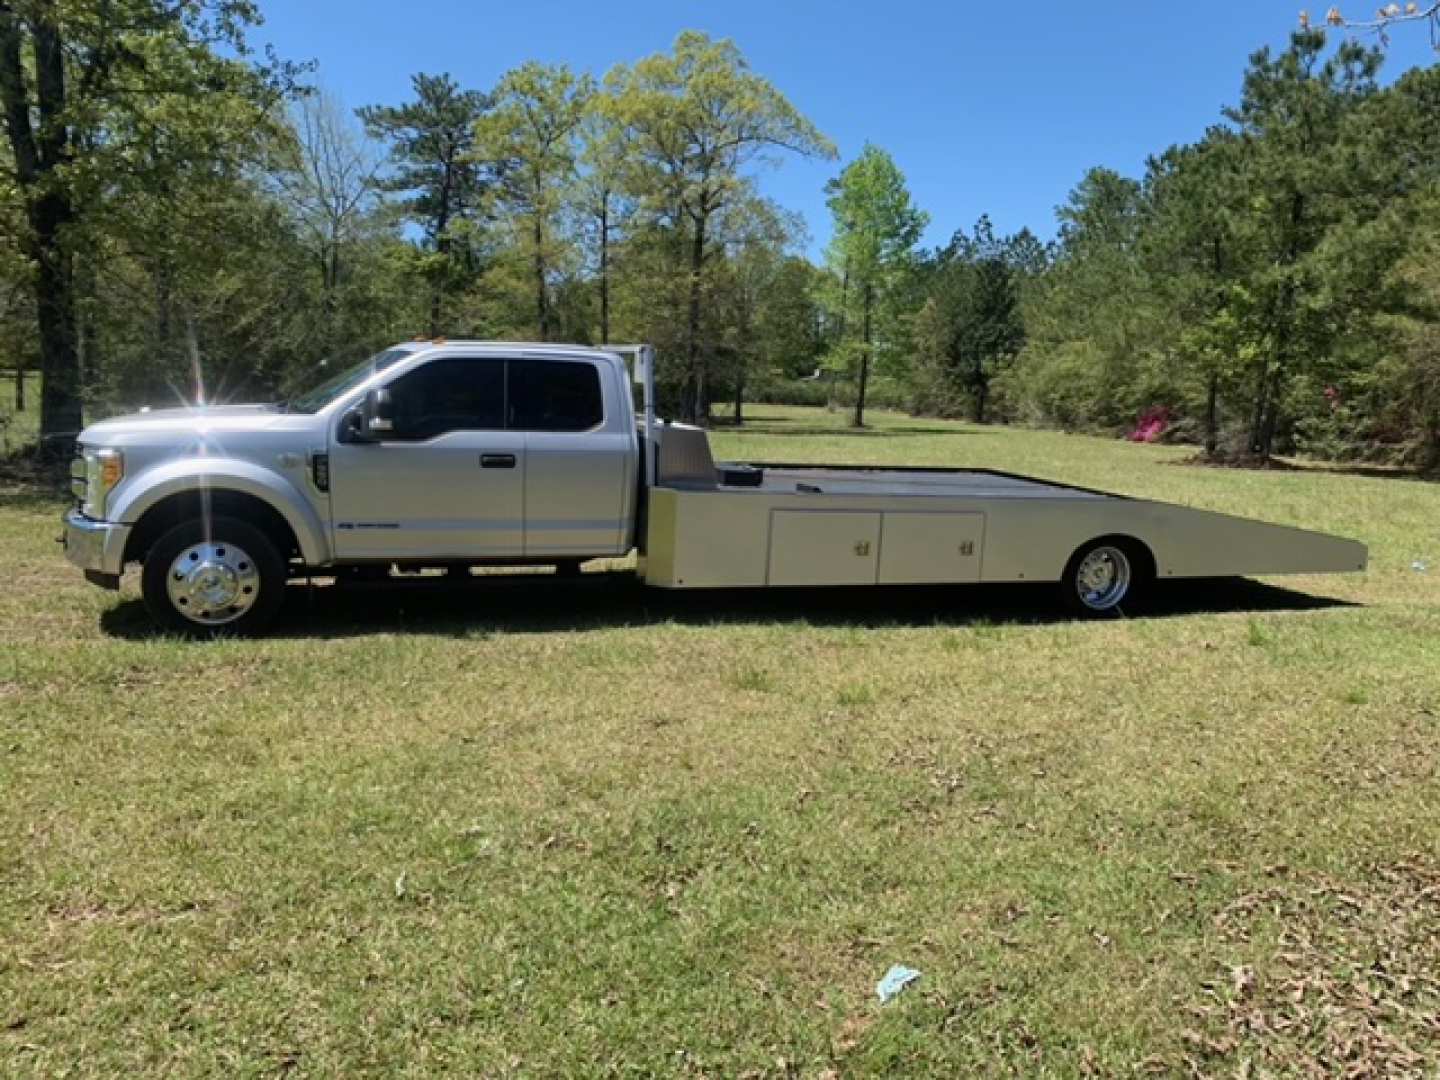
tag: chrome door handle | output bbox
[480,454,516,469]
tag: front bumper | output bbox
[62,510,131,578]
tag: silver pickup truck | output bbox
[64,339,1367,635]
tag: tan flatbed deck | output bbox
[643,461,1367,590]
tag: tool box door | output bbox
[878,511,985,584]
[768,510,882,586]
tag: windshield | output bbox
[287,348,412,414]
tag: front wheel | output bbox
[1060,539,1148,618]
[141,516,286,636]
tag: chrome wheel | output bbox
[1074,545,1131,611]
[165,540,261,626]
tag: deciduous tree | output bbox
[0,0,295,445]
[572,100,630,344]
[273,90,386,320]
[474,62,592,341]
[823,144,927,427]
[605,31,834,422]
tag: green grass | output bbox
[4,405,1440,1076]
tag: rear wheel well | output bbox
[124,490,301,567]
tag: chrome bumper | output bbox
[62,510,130,577]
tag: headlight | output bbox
[97,448,124,492]
[76,447,124,518]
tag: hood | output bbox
[80,403,291,442]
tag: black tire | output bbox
[1059,537,1150,619]
[141,515,287,637]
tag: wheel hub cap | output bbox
[167,541,260,625]
[1076,546,1131,611]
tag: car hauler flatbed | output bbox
[643,426,1367,602]
[62,341,1367,635]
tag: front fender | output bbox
[109,457,331,566]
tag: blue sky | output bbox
[257,1,1437,257]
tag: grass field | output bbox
[3,405,1439,1076]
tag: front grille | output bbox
[70,452,89,505]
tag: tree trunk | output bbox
[1252,305,1292,459]
[1204,238,1223,458]
[74,252,100,406]
[428,248,445,338]
[1256,366,1284,460]
[1204,371,1219,457]
[733,367,744,427]
[321,241,340,348]
[686,211,707,424]
[972,365,988,424]
[693,358,707,425]
[1247,357,1270,457]
[32,224,80,437]
[1250,200,1303,460]
[75,294,89,407]
[184,305,205,405]
[533,214,548,340]
[598,200,609,344]
[150,260,176,402]
[1424,418,1440,475]
[1,8,83,448]
[429,170,453,338]
[1256,283,1301,462]
[14,357,23,411]
[853,282,873,428]
[831,259,848,413]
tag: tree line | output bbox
[834,29,1440,468]
[3,3,1439,469]
[1,4,841,441]
[999,30,1440,467]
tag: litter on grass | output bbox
[875,965,921,1004]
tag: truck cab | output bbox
[325,343,640,561]
[63,341,645,633]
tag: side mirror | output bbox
[339,388,394,443]
[341,406,365,442]
[362,387,394,437]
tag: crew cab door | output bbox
[328,355,524,559]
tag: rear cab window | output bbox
[508,359,604,432]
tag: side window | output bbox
[508,359,604,432]
[385,358,504,441]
